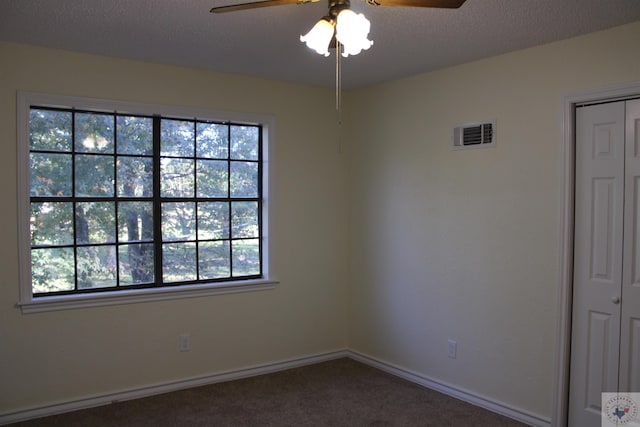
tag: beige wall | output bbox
[0,42,349,412]
[346,21,640,419]
[2,20,640,420]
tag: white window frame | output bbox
[16,91,277,314]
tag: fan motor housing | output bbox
[328,0,351,17]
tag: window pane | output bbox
[230,161,258,198]
[232,239,260,277]
[197,159,228,198]
[162,202,196,241]
[76,246,117,289]
[230,125,259,160]
[75,202,115,244]
[163,242,197,282]
[198,202,229,240]
[30,109,72,152]
[30,153,72,197]
[117,116,153,155]
[231,201,259,238]
[199,241,230,279]
[118,243,154,285]
[197,123,228,159]
[160,158,194,197]
[75,155,114,197]
[30,202,74,246]
[118,202,154,242]
[161,119,194,157]
[117,157,153,197]
[75,113,114,153]
[32,247,75,293]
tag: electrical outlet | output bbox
[447,339,457,359]
[179,334,191,352]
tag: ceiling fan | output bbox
[211,0,466,115]
[210,0,467,57]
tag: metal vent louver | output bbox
[452,120,496,150]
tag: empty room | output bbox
[1,1,640,426]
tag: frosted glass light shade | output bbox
[300,18,334,57]
[335,9,373,57]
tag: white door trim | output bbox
[554,81,640,427]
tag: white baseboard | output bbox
[0,350,349,425]
[1,349,551,426]
[346,350,552,427]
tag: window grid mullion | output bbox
[113,114,121,289]
[193,121,200,281]
[227,125,234,277]
[71,111,79,293]
[257,126,263,277]
[153,116,163,287]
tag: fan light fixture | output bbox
[300,0,373,57]
[210,0,468,59]
[210,0,466,116]
[300,16,334,56]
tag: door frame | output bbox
[554,80,640,427]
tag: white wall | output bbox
[0,42,349,413]
[346,21,640,420]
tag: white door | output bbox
[569,101,625,427]
[620,99,640,394]
[569,99,640,426]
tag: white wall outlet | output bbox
[179,334,191,352]
[447,339,457,359]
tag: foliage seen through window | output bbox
[29,108,262,296]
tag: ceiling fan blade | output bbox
[365,0,466,8]
[210,0,317,13]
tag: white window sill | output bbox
[18,279,279,314]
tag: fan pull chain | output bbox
[335,41,342,124]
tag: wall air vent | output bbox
[452,120,496,150]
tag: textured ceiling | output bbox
[1,0,639,89]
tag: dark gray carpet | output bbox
[11,358,529,426]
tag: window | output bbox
[18,93,275,313]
